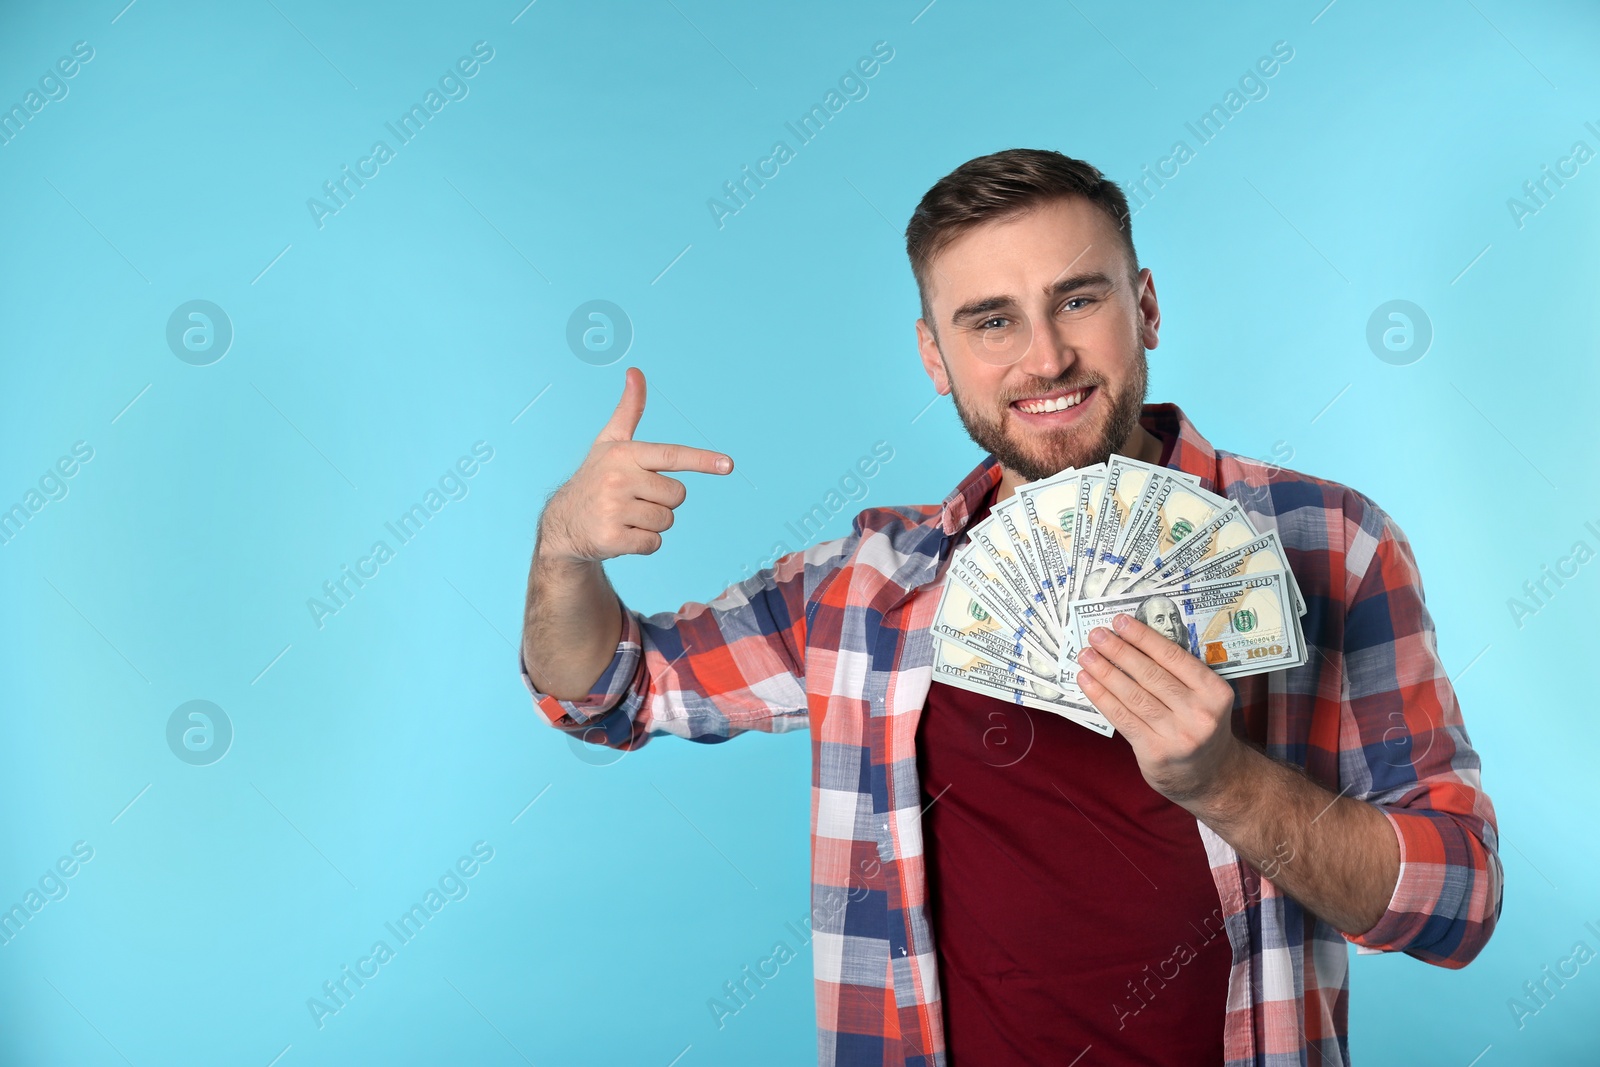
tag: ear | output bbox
[1135,268,1161,350]
[915,319,951,395]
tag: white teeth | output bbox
[1017,390,1084,414]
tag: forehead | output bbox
[924,196,1128,312]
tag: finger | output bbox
[1076,643,1169,726]
[1075,664,1153,741]
[1083,624,1188,710]
[1112,613,1217,690]
[635,471,688,509]
[620,500,675,533]
[615,528,663,556]
[631,440,733,475]
[596,366,647,443]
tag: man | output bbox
[520,148,1502,1066]
[1134,594,1189,651]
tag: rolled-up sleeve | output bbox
[1338,498,1503,967]
[521,607,650,747]
[520,534,855,753]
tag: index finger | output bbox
[629,440,733,475]
[1110,613,1216,689]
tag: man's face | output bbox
[915,197,1160,481]
[1135,596,1188,649]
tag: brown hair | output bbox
[904,148,1139,336]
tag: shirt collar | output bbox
[934,402,1220,537]
[1141,402,1221,492]
[937,456,1003,536]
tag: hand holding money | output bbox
[1074,611,1245,803]
[931,454,1308,739]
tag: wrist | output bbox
[1174,738,1260,826]
[535,544,600,573]
[533,515,597,571]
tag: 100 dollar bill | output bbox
[993,496,1056,620]
[1062,570,1307,679]
[1106,477,1226,593]
[1085,458,1202,600]
[1015,469,1083,621]
[949,549,1058,663]
[972,514,1063,645]
[1163,527,1307,617]
[933,638,1113,736]
[934,573,1061,680]
[1067,467,1109,602]
[1124,503,1254,594]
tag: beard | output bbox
[947,348,1150,482]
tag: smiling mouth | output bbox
[1011,385,1093,415]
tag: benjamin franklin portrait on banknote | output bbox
[1135,595,1189,651]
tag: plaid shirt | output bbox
[521,403,1502,1067]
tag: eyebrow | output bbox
[949,270,1116,326]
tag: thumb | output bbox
[597,366,646,442]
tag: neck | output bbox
[994,423,1164,503]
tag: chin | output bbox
[949,379,1135,483]
[1004,425,1107,476]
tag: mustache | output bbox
[999,375,1105,405]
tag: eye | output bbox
[979,316,1012,330]
[1059,297,1095,314]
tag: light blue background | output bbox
[2,1,1597,1064]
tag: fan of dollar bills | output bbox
[933,455,1309,736]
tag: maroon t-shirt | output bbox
[918,440,1231,1064]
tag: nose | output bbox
[1014,313,1076,381]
